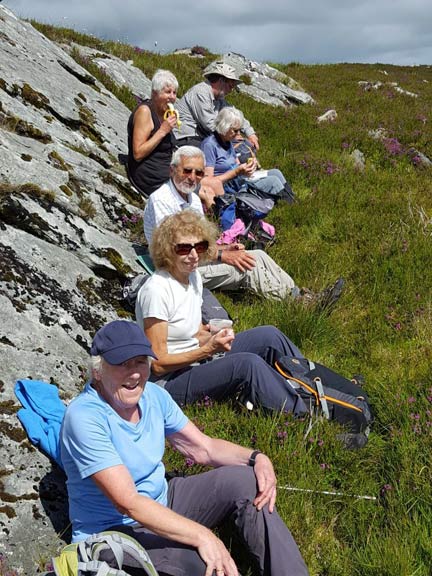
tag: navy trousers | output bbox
[163,326,306,415]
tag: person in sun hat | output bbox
[174,60,260,150]
[60,319,309,576]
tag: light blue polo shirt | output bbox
[60,381,188,541]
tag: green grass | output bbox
[20,22,432,576]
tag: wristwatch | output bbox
[248,450,262,466]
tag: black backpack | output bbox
[122,272,151,313]
[275,356,373,449]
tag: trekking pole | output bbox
[278,484,377,501]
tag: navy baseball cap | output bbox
[90,320,157,365]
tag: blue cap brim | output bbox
[102,344,157,365]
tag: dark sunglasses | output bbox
[174,241,209,255]
[182,167,205,177]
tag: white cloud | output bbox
[5,0,432,65]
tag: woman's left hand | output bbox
[226,243,245,252]
[204,329,235,355]
[252,453,277,513]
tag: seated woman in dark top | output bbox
[127,69,224,206]
[127,69,179,197]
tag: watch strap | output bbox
[248,450,262,466]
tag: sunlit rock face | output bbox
[0,7,315,572]
[0,6,144,571]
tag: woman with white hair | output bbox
[127,69,179,197]
[201,107,288,199]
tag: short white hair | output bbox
[88,354,152,380]
[88,354,102,380]
[152,69,178,94]
[214,107,244,135]
[171,146,205,167]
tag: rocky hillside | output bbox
[0,6,314,573]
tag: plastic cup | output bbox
[209,318,233,335]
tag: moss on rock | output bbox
[0,111,52,143]
[78,196,97,220]
[21,83,50,109]
[48,150,70,171]
[97,247,133,277]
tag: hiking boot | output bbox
[315,277,345,311]
[299,278,345,311]
[298,287,317,306]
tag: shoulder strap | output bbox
[96,532,159,576]
[52,531,159,576]
[77,559,129,575]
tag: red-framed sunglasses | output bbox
[174,241,209,255]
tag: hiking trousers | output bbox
[117,465,309,576]
[251,168,286,197]
[198,250,297,300]
[162,326,306,414]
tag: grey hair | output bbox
[151,69,179,93]
[214,107,244,135]
[88,354,103,380]
[88,354,152,379]
[170,146,205,167]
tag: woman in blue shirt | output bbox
[201,107,286,197]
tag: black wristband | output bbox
[217,249,223,262]
[248,450,262,467]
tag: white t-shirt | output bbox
[135,269,203,354]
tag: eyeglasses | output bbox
[231,127,242,134]
[174,241,209,255]
[182,167,205,177]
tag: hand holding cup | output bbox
[209,318,234,338]
[208,318,235,352]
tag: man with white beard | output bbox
[143,146,344,305]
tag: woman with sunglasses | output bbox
[135,210,307,414]
[201,107,287,198]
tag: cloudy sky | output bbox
[4,0,432,65]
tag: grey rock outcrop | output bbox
[349,149,366,171]
[222,52,314,107]
[406,147,432,167]
[63,42,152,102]
[0,6,144,573]
[60,47,315,109]
[358,80,418,97]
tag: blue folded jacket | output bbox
[14,378,66,469]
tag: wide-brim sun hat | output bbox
[203,61,241,83]
[91,320,157,365]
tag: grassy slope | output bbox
[29,23,432,576]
